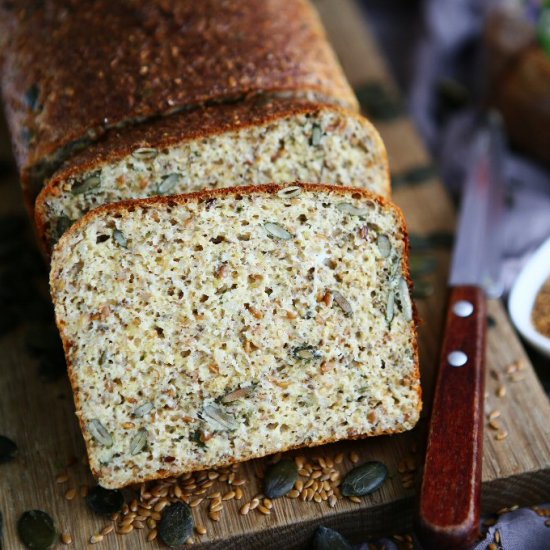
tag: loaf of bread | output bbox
[50,183,421,489]
[0,0,357,206]
[35,98,389,251]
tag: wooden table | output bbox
[1,1,549,548]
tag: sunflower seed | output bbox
[88,420,113,447]
[341,461,388,496]
[310,124,323,146]
[377,234,391,258]
[17,510,57,550]
[158,502,194,548]
[0,435,17,463]
[132,147,158,161]
[71,174,101,195]
[200,404,238,431]
[130,429,148,455]
[277,186,302,199]
[332,290,353,317]
[292,345,322,361]
[113,230,127,248]
[157,173,180,195]
[336,202,369,216]
[264,222,293,240]
[399,277,413,321]
[264,460,298,499]
[134,402,154,418]
[312,526,352,550]
[86,486,124,515]
[386,291,395,324]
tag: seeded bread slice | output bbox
[50,183,421,489]
[0,0,357,206]
[35,99,389,252]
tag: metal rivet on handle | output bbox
[453,300,474,318]
[448,351,468,367]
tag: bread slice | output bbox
[0,0,356,207]
[35,99,389,251]
[50,183,421,489]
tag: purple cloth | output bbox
[355,506,550,549]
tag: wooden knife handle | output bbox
[417,285,487,550]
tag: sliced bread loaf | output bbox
[0,0,356,205]
[35,99,389,251]
[50,183,421,489]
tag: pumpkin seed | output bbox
[86,486,124,515]
[310,124,322,146]
[0,435,17,463]
[88,419,113,447]
[113,229,127,248]
[377,234,391,258]
[24,84,40,112]
[341,461,388,496]
[292,345,322,361]
[71,174,100,195]
[409,254,437,277]
[263,460,298,498]
[264,222,293,240]
[158,502,194,547]
[386,291,395,324]
[55,216,72,241]
[355,82,404,121]
[399,277,413,321]
[132,147,158,161]
[336,202,369,216]
[332,290,353,316]
[392,164,437,189]
[200,403,238,431]
[277,186,302,199]
[157,173,180,195]
[312,526,352,550]
[134,402,154,418]
[413,280,434,299]
[17,510,56,550]
[130,428,148,455]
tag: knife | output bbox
[417,111,506,549]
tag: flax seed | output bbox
[489,410,501,421]
[488,544,497,550]
[496,430,508,441]
[210,502,223,513]
[100,525,114,536]
[222,491,236,501]
[209,511,221,522]
[295,479,304,492]
[348,496,361,503]
[249,498,260,510]
[89,534,103,544]
[195,524,207,535]
[232,478,247,486]
[335,452,345,464]
[208,471,219,480]
[313,493,322,503]
[405,457,416,471]
[147,529,158,542]
[151,512,162,521]
[329,495,337,508]
[64,488,77,501]
[240,502,251,515]
[258,505,271,515]
[350,451,360,463]
[263,498,273,509]
[234,487,243,500]
[489,420,501,430]
[496,385,507,398]
[146,518,156,529]
[287,489,300,498]
[56,472,69,484]
[298,468,309,477]
[189,498,203,508]
[311,470,322,480]
[495,530,501,544]
[61,532,72,545]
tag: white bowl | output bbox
[509,235,550,358]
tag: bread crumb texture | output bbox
[40,108,387,248]
[51,185,420,488]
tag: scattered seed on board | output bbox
[350,451,360,464]
[496,430,508,441]
[195,524,207,535]
[56,472,69,484]
[61,532,72,545]
[65,488,76,501]
[496,385,507,398]
[89,534,104,544]
[240,503,251,515]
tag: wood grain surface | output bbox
[0,1,549,548]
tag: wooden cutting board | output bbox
[1,1,549,548]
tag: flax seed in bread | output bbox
[0,0,357,206]
[50,183,421,489]
[36,99,389,251]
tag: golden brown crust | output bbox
[34,98,389,252]
[51,182,421,488]
[1,0,357,204]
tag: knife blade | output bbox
[418,112,506,549]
